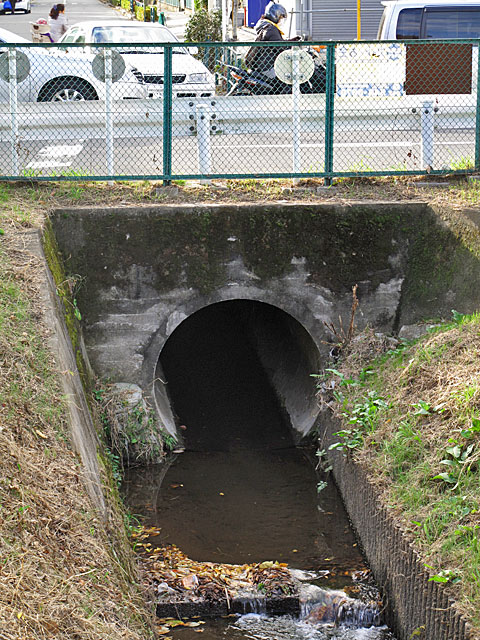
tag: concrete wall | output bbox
[48,201,480,442]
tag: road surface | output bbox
[1,0,190,40]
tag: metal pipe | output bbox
[8,48,18,177]
[196,104,212,182]
[420,101,434,170]
[163,45,173,185]
[104,48,114,183]
[292,48,301,184]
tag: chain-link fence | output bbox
[0,39,478,181]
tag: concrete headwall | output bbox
[49,201,480,441]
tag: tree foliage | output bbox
[185,8,222,42]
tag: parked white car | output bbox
[0,26,145,101]
[1,0,31,13]
[58,21,216,98]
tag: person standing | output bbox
[48,4,68,42]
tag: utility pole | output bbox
[232,0,238,39]
[222,0,229,40]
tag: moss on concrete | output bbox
[42,219,93,393]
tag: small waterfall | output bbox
[234,592,267,614]
[336,599,381,628]
[299,583,382,629]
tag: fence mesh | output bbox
[0,39,477,181]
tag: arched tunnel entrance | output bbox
[156,300,322,451]
[125,301,366,573]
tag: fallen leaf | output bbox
[182,574,199,590]
[156,626,171,635]
[35,429,48,439]
[165,619,186,628]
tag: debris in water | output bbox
[133,532,298,604]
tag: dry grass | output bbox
[0,174,478,225]
[0,226,154,639]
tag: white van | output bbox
[377,0,480,40]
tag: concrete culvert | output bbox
[156,300,321,451]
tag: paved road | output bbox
[2,0,122,39]
[3,129,473,177]
[1,0,191,40]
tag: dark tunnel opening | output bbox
[157,300,321,452]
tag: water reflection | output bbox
[123,448,365,573]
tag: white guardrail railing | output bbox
[0,94,475,178]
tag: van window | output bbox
[423,8,480,38]
[396,8,422,38]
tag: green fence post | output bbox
[163,45,173,185]
[475,44,480,172]
[324,43,335,186]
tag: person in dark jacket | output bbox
[246,2,297,78]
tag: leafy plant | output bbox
[329,391,388,454]
[425,565,461,584]
[329,427,364,453]
[433,443,475,486]
[461,416,480,439]
[412,400,446,416]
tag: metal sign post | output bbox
[8,49,18,176]
[275,48,314,183]
[92,49,126,182]
[0,49,29,177]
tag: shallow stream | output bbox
[123,449,396,640]
[122,302,396,640]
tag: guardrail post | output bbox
[420,100,434,170]
[8,48,19,177]
[104,48,114,184]
[324,43,335,186]
[292,47,301,185]
[475,46,480,172]
[163,45,173,185]
[196,104,211,183]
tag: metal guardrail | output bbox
[0,39,478,183]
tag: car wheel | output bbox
[37,77,98,102]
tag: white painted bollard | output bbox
[104,49,114,184]
[196,104,211,184]
[420,100,434,170]
[8,48,19,177]
[292,48,301,186]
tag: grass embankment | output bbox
[321,317,480,632]
[0,211,154,637]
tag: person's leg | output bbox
[10,0,16,13]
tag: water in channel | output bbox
[122,302,396,640]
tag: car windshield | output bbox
[90,26,189,54]
[91,26,177,44]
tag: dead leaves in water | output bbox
[156,618,206,637]
[132,528,297,602]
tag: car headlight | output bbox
[187,72,210,83]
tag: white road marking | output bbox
[27,142,84,169]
